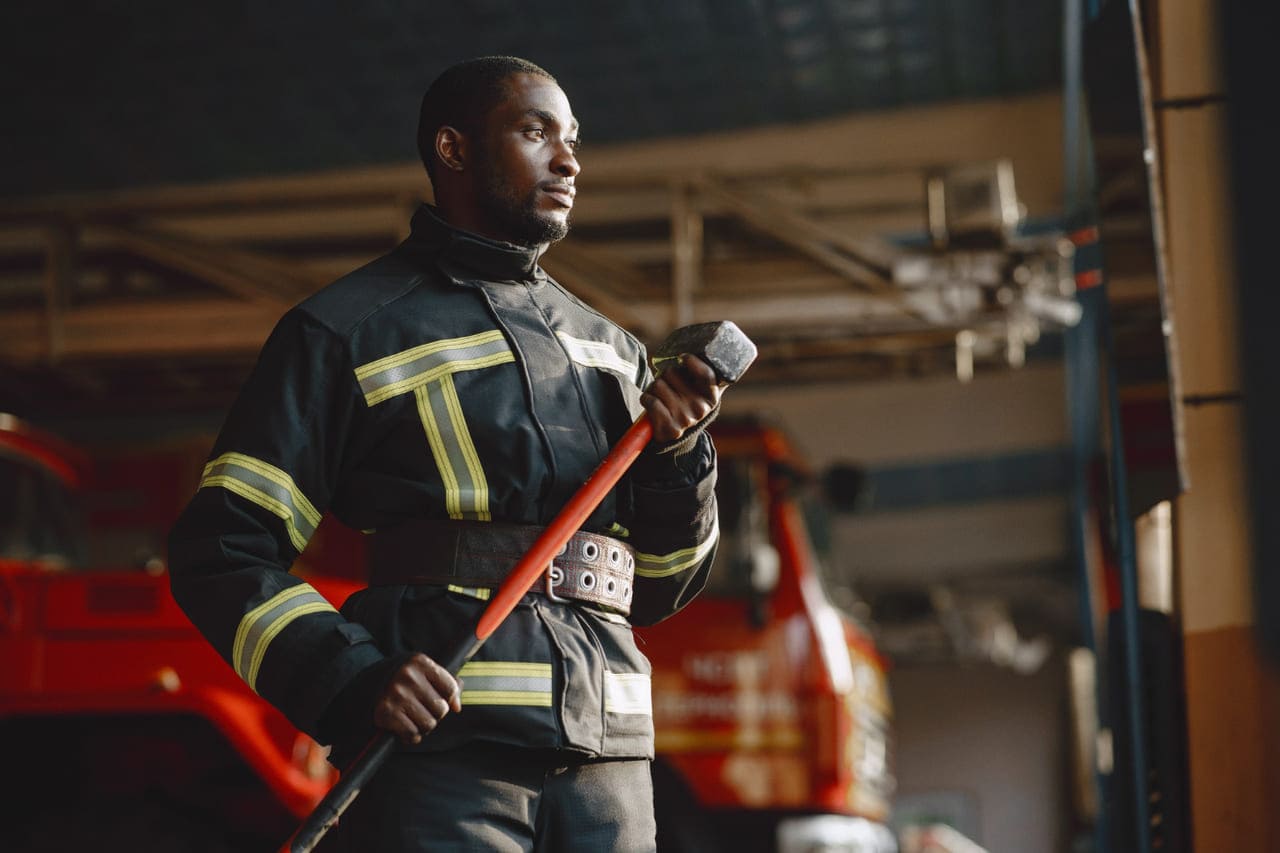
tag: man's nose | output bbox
[551,142,580,178]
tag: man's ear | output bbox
[435,126,467,173]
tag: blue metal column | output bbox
[1062,3,1108,851]
[1062,0,1141,849]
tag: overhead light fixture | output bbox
[895,160,1082,381]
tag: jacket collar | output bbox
[407,204,547,283]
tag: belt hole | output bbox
[582,541,599,561]
[579,571,596,591]
[605,577,617,596]
[623,584,632,604]
[608,548,621,565]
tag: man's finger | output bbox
[640,393,681,441]
[417,656,462,713]
[375,701,423,744]
[674,354,719,390]
[648,374,713,426]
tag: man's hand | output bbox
[372,653,462,745]
[641,354,722,442]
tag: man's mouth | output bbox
[541,184,575,207]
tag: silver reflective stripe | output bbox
[355,331,514,406]
[200,453,321,552]
[416,375,490,520]
[555,332,639,381]
[604,671,652,715]
[634,516,721,579]
[232,584,337,693]
[457,661,553,707]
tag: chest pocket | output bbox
[355,330,514,520]
[554,331,646,421]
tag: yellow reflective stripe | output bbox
[415,377,491,521]
[415,375,491,521]
[440,373,490,519]
[355,331,514,406]
[459,662,551,677]
[366,351,515,405]
[200,453,321,552]
[246,602,333,691]
[457,661,553,707]
[199,476,308,552]
[446,584,492,600]
[604,672,652,715]
[233,585,311,672]
[416,384,462,518]
[357,335,509,516]
[459,691,554,707]
[231,584,337,693]
[203,453,321,527]
[634,517,720,579]
[555,332,639,379]
[354,330,506,379]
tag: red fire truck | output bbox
[0,414,893,851]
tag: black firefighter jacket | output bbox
[167,206,719,766]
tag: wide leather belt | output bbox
[368,519,636,615]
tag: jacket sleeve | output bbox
[167,310,386,741]
[621,355,720,627]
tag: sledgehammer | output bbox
[281,320,757,853]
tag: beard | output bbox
[477,170,571,248]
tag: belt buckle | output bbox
[545,540,570,602]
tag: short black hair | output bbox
[417,56,557,182]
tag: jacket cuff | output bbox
[291,627,389,743]
[630,441,717,526]
[630,422,717,489]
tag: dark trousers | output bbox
[332,743,657,852]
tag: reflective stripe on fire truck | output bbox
[555,332,639,380]
[604,671,652,715]
[199,452,321,552]
[457,661,553,707]
[634,517,720,578]
[656,729,805,752]
[232,583,338,692]
[355,332,516,521]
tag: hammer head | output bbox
[651,321,757,384]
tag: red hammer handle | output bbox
[478,416,651,638]
[280,416,654,853]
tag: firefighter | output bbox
[168,56,721,851]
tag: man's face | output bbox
[472,73,581,247]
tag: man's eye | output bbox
[525,127,545,139]
[566,139,581,151]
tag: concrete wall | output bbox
[890,660,1068,853]
[726,365,1073,852]
[726,361,1069,585]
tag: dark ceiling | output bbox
[1,0,1062,199]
